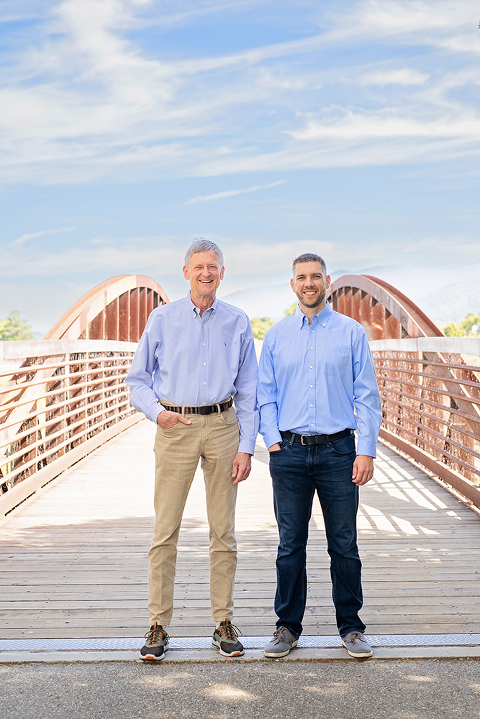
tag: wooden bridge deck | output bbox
[1,420,480,640]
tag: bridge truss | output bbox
[1,273,479,517]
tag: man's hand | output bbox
[232,452,251,485]
[352,455,374,486]
[268,443,281,452]
[157,410,192,429]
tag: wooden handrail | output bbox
[0,340,142,517]
[371,338,480,509]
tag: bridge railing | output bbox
[371,337,480,509]
[0,340,140,517]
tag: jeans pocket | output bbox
[269,439,286,457]
[330,434,356,455]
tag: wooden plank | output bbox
[1,421,480,640]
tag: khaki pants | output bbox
[149,404,240,626]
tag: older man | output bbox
[126,239,258,660]
[258,253,381,659]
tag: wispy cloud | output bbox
[360,68,429,86]
[0,0,478,183]
[186,180,286,204]
[11,227,75,246]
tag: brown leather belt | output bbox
[280,428,354,446]
[161,397,233,416]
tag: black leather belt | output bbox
[161,397,233,416]
[280,428,354,446]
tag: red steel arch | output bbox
[327,275,443,339]
[44,275,169,341]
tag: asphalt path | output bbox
[1,659,479,719]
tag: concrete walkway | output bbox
[1,660,480,719]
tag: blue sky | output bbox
[1,0,479,332]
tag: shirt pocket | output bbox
[320,346,350,376]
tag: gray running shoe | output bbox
[212,619,244,657]
[264,626,298,658]
[342,631,373,658]
[139,622,169,661]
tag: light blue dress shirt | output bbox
[258,302,381,457]
[125,293,258,455]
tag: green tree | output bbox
[443,312,480,337]
[284,302,297,316]
[0,311,35,341]
[250,317,274,340]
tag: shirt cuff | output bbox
[263,429,282,451]
[238,439,255,455]
[356,438,377,458]
[146,404,164,424]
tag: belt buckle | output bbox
[300,434,308,445]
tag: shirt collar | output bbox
[295,300,333,329]
[187,292,217,317]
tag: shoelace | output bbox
[347,631,365,645]
[145,622,168,645]
[273,627,290,644]
[219,618,242,641]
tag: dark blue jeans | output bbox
[269,432,365,639]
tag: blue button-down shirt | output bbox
[125,293,258,454]
[258,302,381,457]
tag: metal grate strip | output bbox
[1,634,479,653]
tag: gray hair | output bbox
[292,253,327,276]
[185,238,224,267]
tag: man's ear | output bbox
[220,266,225,280]
[290,278,295,293]
[183,265,190,280]
[326,274,331,289]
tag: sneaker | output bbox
[212,619,244,657]
[263,626,298,658]
[342,631,373,658]
[139,622,169,661]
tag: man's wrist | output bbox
[263,430,282,451]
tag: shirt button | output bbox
[310,384,313,387]
[310,366,313,369]
[311,330,314,333]
[311,424,313,427]
[203,343,206,346]
[203,382,206,386]
[310,404,313,407]
[310,347,313,350]
[203,362,206,366]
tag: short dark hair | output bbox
[292,253,327,275]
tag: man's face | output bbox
[183,250,225,301]
[290,261,331,311]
